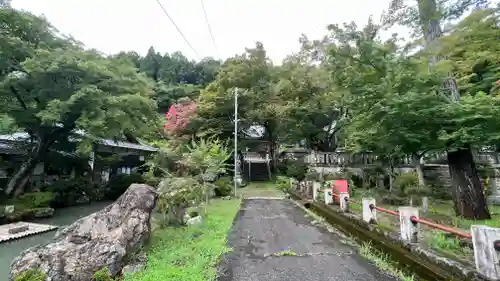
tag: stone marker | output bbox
[324,190,333,205]
[362,198,377,223]
[339,192,349,212]
[399,206,419,243]
[5,205,14,214]
[10,184,158,281]
[421,196,429,213]
[313,182,320,201]
[471,225,500,281]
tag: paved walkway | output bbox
[218,199,396,281]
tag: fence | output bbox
[290,179,500,281]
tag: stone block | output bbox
[362,198,376,223]
[8,223,29,234]
[471,225,500,280]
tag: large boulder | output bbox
[10,184,158,281]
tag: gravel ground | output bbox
[217,199,397,281]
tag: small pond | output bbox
[0,201,112,281]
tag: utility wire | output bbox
[155,0,200,60]
[199,0,219,58]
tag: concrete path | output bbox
[218,199,397,281]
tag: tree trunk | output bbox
[4,138,50,197]
[7,158,39,197]
[412,153,426,186]
[447,146,491,219]
[417,0,490,219]
[388,159,395,192]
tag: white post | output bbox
[313,182,320,201]
[339,192,349,212]
[306,181,312,197]
[324,190,333,205]
[399,207,419,243]
[233,88,239,196]
[471,225,500,280]
[362,198,377,223]
[421,196,429,213]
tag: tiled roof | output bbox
[100,139,158,152]
[0,132,158,153]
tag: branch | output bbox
[10,86,28,110]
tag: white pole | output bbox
[234,87,239,196]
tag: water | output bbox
[0,201,112,280]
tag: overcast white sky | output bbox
[12,0,399,63]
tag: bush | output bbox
[381,194,407,206]
[282,159,308,181]
[14,269,47,281]
[17,192,53,208]
[305,170,320,181]
[45,178,96,208]
[214,177,232,197]
[394,172,419,194]
[93,268,114,281]
[104,173,146,200]
[404,185,431,197]
[156,176,203,226]
[276,176,289,192]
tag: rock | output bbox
[5,205,15,214]
[121,263,146,275]
[9,184,158,281]
[75,194,90,205]
[34,207,55,218]
[121,253,147,275]
[8,223,29,234]
[186,215,202,226]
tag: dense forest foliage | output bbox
[1,0,500,219]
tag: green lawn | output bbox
[237,181,284,198]
[125,199,241,281]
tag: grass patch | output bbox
[125,199,241,281]
[359,242,415,281]
[426,231,472,255]
[237,181,284,198]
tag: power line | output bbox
[199,0,219,58]
[155,0,200,60]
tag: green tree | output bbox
[196,42,273,139]
[0,9,158,196]
[384,0,495,219]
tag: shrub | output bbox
[45,178,96,208]
[17,192,53,208]
[214,177,232,197]
[276,176,289,192]
[393,172,419,195]
[305,170,320,181]
[14,269,47,281]
[93,268,114,281]
[104,173,146,200]
[283,159,308,181]
[381,194,407,206]
[404,185,431,197]
[156,176,204,226]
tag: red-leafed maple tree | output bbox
[164,102,197,137]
